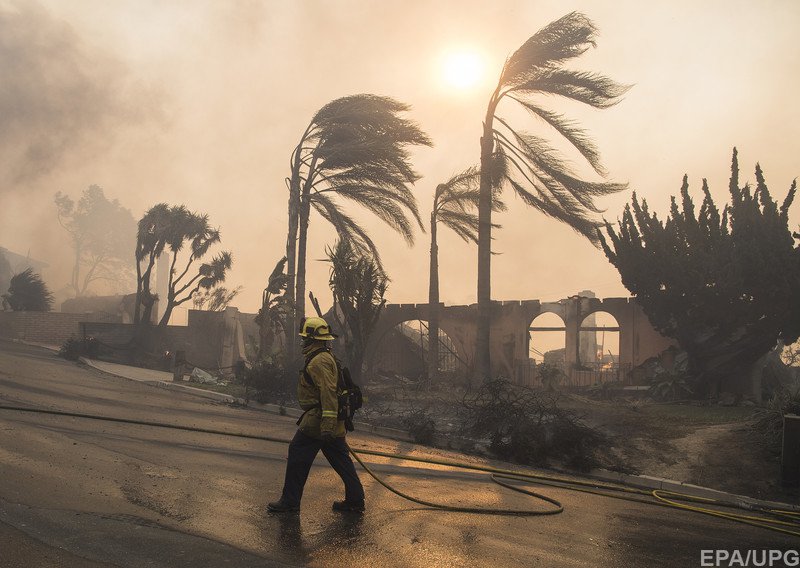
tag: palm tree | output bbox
[2,268,53,311]
[158,210,229,326]
[326,239,388,385]
[255,256,290,357]
[285,94,432,364]
[428,168,504,381]
[134,203,171,325]
[134,204,231,327]
[475,12,629,379]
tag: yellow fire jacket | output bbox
[297,345,346,438]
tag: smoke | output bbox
[0,0,796,314]
[0,1,158,188]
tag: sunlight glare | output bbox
[441,49,485,91]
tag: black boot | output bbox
[268,500,299,513]
[332,500,365,513]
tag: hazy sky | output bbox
[2,0,798,316]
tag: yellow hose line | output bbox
[652,491,800,538]
[771,510,800,517]
[1,404,798,536]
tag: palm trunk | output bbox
[138,253,157,326]
[158,293,175,326]
[294,151,319,368]
[285,128,313,367]
[259,322,275,357]
[476,103,498,381]
[140,292,155,326]
[428,213,440,383]
[285,168,302,366]
[134,248,142,325]
[134,253,157,359]
[72,242,81,297]
[295,197,311,346]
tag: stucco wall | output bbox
[366,296,678,383]
[0,311,119,346]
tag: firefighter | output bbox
[267,316,365,513]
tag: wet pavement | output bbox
[0,340,797,567]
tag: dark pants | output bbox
[280,430,364,507]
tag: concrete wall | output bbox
[365,296,678,384]
[79,308,247,371]
[0,308,248,369]
[61,294,138,324]
[0,311,119,346]
[186,308,246,369]
[80,321,189,366]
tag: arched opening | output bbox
[575,311,620,385]
[371,320,462,381]
[528,312,566,368]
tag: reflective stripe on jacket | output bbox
[297,346,346,438]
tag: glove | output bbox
[320,431,335,443]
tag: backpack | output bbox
[302,349,363,432]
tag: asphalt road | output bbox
[0,340,796,567]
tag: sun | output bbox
[440,49,486,91]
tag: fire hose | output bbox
[0,404,798,537]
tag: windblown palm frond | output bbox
[284,94,432,363]
[255,257,291,356]
[309,191,383,267]
[294,94,432,243]
[501,12,599,86]
[475,12,629,378]
[319,182,419,243]
[264,257,288,298]
[482,11,629,246]
[2,268,53,311]
[197,251,232,291]
[434,167,506,243]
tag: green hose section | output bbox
[0,404,798,536]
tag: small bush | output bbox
[58,337,99,361]
[59,338,83,361]
[245,356,293,405]
[586,380,622,401]
[401,408,436,445]
[648,371,693,402]
[753,387,800,453]
[461,378,608,471]
[537,363,564,391]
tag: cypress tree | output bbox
[599,150,800,398]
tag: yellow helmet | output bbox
[298,316,337,341]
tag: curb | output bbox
[583,469,800,512]
[540,466,800,513]
[59,349,800,513]
[78,357,241,405]
[11,340,60,353]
